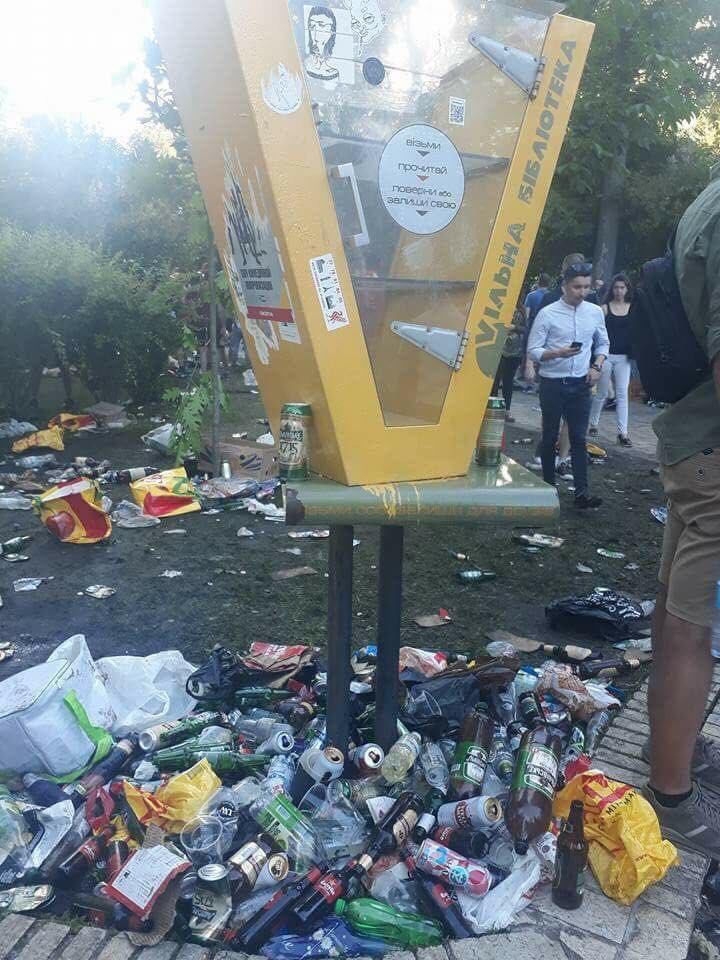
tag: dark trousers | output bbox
[492,356,521,412]
[539,376,592,498]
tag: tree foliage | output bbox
[529,0,720,278]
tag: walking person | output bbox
[588,273,633,445]
[527,262,609,510]
[640,164,720,855]
[492,303,525,422]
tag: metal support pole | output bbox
[375,525,404,751]
[207,230,221,477]
[326,524,354,751]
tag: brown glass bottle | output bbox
[356,792,424,871]
[450,706,493,800]
[517,691,545,729]
[552,800,588,909]
[55,826,114,883]
[275,698,316,730]
[288,859,360,928]
[504,724,561,855]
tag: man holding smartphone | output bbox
[527,262,609,509]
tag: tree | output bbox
[531,0,719,280]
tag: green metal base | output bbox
[285,457,559,527]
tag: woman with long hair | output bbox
[588,273,633,446]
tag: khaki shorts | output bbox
[659,448,720,627]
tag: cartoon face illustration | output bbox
[351,0,386,52]
[305,5,340,80]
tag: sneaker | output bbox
[618,434,633,447]
[588,426,598,436]
[641,735,720,793]
[574,494,602,509]
[641,782,720,859]
[556,460,574,480]
[505,414,515,423]
[604,398,617,410]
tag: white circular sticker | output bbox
[378,124,465,235]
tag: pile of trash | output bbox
[0,634,678,955]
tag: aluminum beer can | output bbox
[278,402,311,481]
[220,460,232,480]
[437,796,503,830]
[255,852,290,889]
[349,743,385,774]
[416,839,507,897]
[190,863,232,942]
[475,396,505,467]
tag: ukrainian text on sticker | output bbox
[221,145,300,364]
[262,63,304,114]
[378,123,465,235]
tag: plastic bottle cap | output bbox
[334,898,347,916]
[514,840,529,855]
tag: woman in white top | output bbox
[588,273,633,446]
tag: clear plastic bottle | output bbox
[370,861,420,912]
[419,741,450,793]
[712,581,720,660]
[229,715,294,743]
[382,732,421,784]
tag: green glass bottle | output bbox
[233,687,292,710]
[152,745,268,775]
[334,897,443,948]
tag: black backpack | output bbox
[630,236,710,403]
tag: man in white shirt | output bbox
[527,263,609,509]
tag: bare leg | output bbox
[649,585,712,793]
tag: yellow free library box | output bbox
[152,0,593,487]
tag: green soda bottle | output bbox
[334,897,443,948]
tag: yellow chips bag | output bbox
[554,770,678,904]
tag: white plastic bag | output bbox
[457,850,542,934]
[0,635,115,776]
[97,649,196,737]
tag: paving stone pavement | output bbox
[1,669,712,960]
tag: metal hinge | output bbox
[469,34,546,99]
[391,322,468,370]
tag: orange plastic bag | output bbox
[34,478,112,544]
[554,770,678,904]
[48,412,97,432]
[130,467,201,519]
[12,425,65,453]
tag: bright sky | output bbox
[0,0,154,142]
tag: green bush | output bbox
[0,222,184,413]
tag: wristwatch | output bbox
[591,362,603,372]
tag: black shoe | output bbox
[574,494,603,510]
[604,398,617,410]
[617,434,633,447]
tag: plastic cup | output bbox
[180,815,225,867]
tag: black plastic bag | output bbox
[546,587,647,641]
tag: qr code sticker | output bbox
[449,97,466,126]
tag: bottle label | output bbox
[451,743,487,786]
[315,873,343,903]
[392,810,418,846]
[512,743,558,800]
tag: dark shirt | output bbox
[604,303,631,355]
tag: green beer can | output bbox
[475,396,506,467]
[278,403,312,481]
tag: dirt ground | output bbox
[0,370,666,689]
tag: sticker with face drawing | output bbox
[222,145,300,363]
[351,0,386,54]
[262,63,304,115]
[303,4,354,84]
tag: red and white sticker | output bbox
[310,254,350,332]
